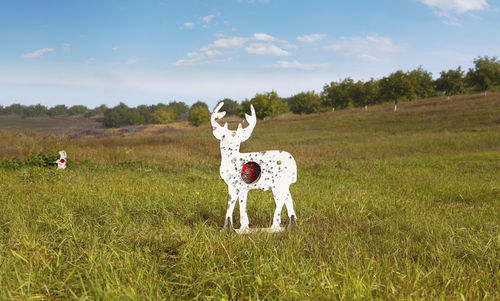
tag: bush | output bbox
[22,104,48,118]
[0,157,23,169]
[188,103,210,127]
[151,108,176,124]
[240,91,288,119]
[103,103,129,128]
[217,98,239,115]
[289,91,325,114]
[25,152,59,167]
[68,105,88,116]
[47,105,68,116]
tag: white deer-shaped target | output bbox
[211,102,297,234]
[56,150,67,169]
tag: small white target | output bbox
[56,150,67,170]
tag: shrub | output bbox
[151,108,176,124]
[188,103,210,127]
[25,152,59,167]
[0,157,23,169]
[240,91,288,119]
[289,91,325,114]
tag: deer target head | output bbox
[211,102,256,145]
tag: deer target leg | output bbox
[271,189,286,231]
[238,189,250,231]
[283,187,298,230]
[223,187,238,232]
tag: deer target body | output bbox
[211,102,297,234]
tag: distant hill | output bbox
[1,92,499,139]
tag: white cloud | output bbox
[20,48,55,59]
[175,37,248,66]
[324,35,406,61]
[174,57,232,67]
[85,57,95,64]
[175,33,295,66]
[182,22,195,29]
[202,14,216,23]
[253,33,277,42]
[265,60,328,71]
[433,10,460,25]
[419,0,489,24]
[63,43,71,47]
[245,43,291,56]
[112,46,120,51]
[207,37,249,49]
[419,0,488,14]
[297,34,326,43]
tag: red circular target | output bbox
[60,159,65,163]
[241,161,261,184]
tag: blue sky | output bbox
[1,0,499,108]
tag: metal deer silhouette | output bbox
[211,102,297,234]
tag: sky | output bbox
[1,0,499,109]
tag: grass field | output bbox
[0,93,499,299]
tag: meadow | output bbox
[0,93,499,299]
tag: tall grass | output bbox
[0,94,499,299]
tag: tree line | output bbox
[1,56,499,127]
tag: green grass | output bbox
[0,94,499,299]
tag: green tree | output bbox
[22,104,48,117]
[167,101,189,119]
[217,98,239,115]
[190,101,209,110]
[68,105,88,115]
[349,80,367,109]
[348,79,381,111]
[125,109,146,125]
[188,102,210,126]
[151,107,176,124]
[379,70,415,110]
[240,91,288,119]
[289,91,325,114]
[136,105,152,124]
[47,105,68,116]
[466,56,500,95]
[103,103,129,128]
[3,104,26,115]
[84,104,108,117]
[363,79,381,109]
[321,78,357,110]
[408,67,435,99]
[93,104,108,115]
[434,67,465,98]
